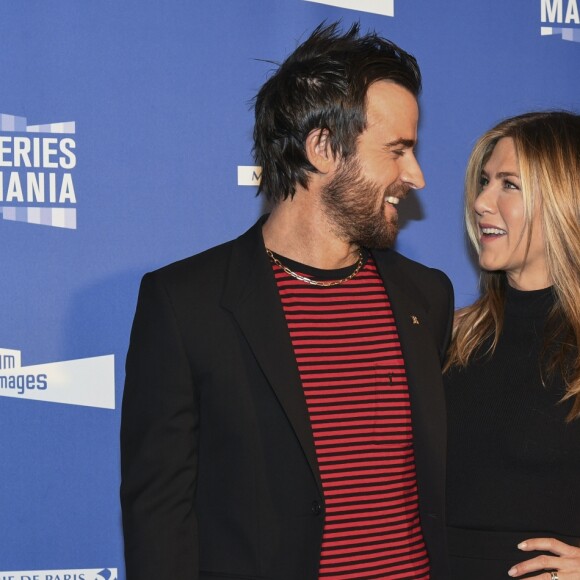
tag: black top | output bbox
[446,285,580,537]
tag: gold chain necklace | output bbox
[266,248,364,287]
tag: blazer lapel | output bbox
[221,219,323,494]
[371,250,446,502]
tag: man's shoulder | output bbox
[135,241,239,312]
[372,247,450,284]
[152,238,235,283]
[147,217,263,288]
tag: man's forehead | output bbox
[366,81,418,107]
[365,84,418,124]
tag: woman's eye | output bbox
[478,175,489,189]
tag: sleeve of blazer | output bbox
[120,272,199,580]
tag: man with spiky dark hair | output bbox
[121,22,453,580]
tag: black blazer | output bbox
[121,217,454,580]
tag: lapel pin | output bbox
[411,315,420,325]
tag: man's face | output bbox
[321,81,425,249]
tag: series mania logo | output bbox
[0,113,77,229]
[541,0,580,41]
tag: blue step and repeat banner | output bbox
[0,0,578,578]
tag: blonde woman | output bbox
[445,111,580,580]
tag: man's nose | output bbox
[401,154,425,190]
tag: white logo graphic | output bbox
[0,113,77,229]
[237,165,262,186]
[303,0,394,17]
[541,0,580,41]
[0,569,117,580]
[0,347,115,409]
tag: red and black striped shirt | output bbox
[272,253,430,580]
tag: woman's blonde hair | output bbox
[446,111,580,420]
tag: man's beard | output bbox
[321,155,409,249]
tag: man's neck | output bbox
[262,192,360,270]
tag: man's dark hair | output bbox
[253,21,422,202]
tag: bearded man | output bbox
[121,22,454,580]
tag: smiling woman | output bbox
[444,111,580,580]
[473,137,548,290]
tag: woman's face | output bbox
[473,137,549,290]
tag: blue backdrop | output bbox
[0,1,578,577]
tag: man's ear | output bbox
[305,128,338,174]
